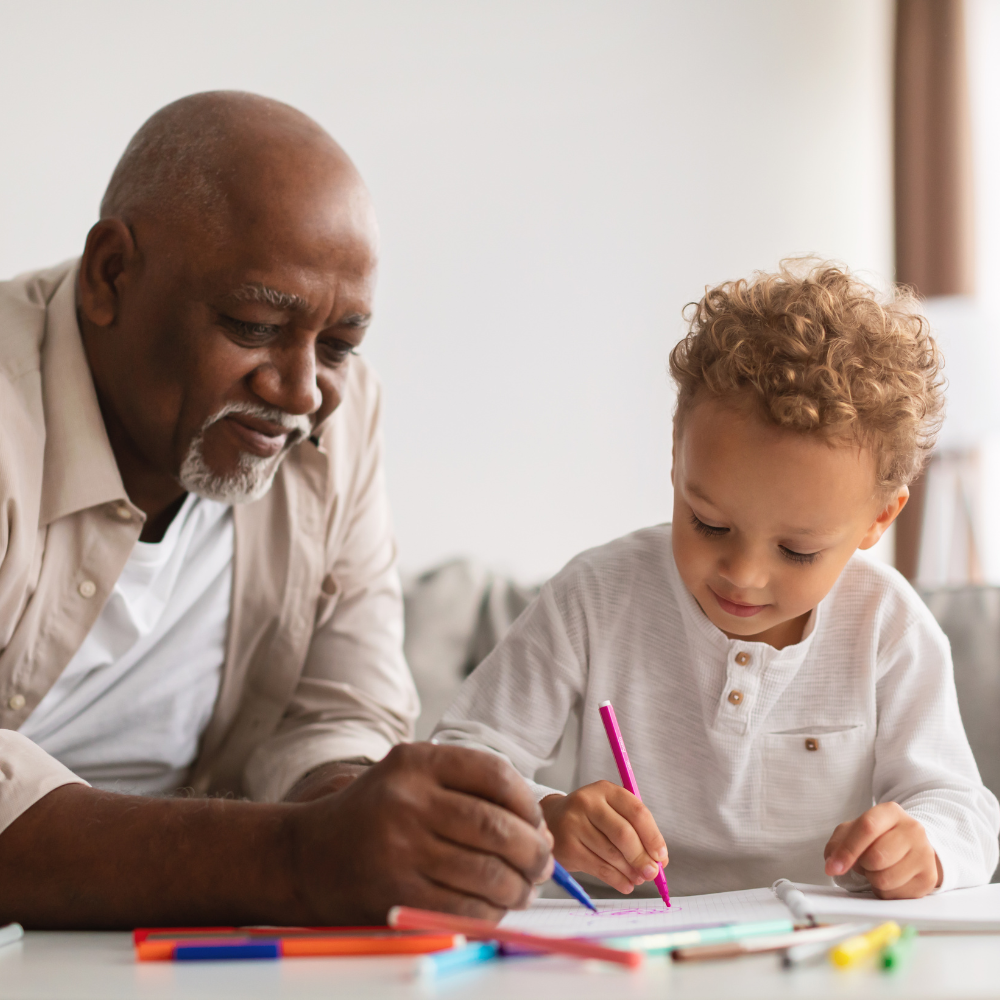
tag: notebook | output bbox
[773,879,1000,932]
[500,887,789,938]
[499,881,1000,938]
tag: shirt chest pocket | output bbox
[762,726,875,841]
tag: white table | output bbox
[1,931,999,1000]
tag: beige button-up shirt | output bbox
[0,260,418,834]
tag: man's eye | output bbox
[221,316,280,341]
[690,513,728,537]
[779,545,819,565]
[318,340,357,367]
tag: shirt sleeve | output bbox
[0,731,88,837]
[869,613,1000,891]
[242,371,419,803]
[432,581,586,801]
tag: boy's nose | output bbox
[718,550,769,592]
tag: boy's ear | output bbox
[857,486,909,550]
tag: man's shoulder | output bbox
[0,261,76,384]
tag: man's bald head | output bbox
[79,91,380,531]
[100,91,363,234]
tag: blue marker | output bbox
[417,941,499,979]
[551,859,598,912]
[175,941,280,960]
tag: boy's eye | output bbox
[690,513,728,537]
[779,545,819,565]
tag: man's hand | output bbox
[824,802,942,899]
[289,743,554,924]
[540,781,668,894]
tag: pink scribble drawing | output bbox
[601,905,682,918]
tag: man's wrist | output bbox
[283,759,373,803]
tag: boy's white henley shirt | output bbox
[433,524,1000,896]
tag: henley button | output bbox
[735,651,750,666]
[8,694,25,711]
[78,580,97,599]
[805,737,819,751]
[727,689,744,705]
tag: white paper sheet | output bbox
[499,886,791,938]
[777,880,1000,931]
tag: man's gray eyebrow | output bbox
[231,283,311,312]
[339,312,372,327]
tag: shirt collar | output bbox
[39,264,130,526]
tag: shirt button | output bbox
[735,651,750,666]
[8,693,25,711]
[727,689,744,705]
[113,503,132,521]
[78,580,97,599]
[805,737,819,751]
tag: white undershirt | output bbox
[20,493,232,794]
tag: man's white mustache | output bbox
[203,401,312,446]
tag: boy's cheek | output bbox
[671,524,710,591]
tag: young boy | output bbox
[433,262,1000,900]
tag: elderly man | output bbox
[0,91,551,927]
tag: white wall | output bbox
[0,1,894,580]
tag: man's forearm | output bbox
[0,784,305,929]
[0,744,553,929]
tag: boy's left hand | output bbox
[823,801,942,899]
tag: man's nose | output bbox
[250,345,322,416]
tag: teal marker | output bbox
[604,918,794,953]
[417,941,499,979]
[880,925,917,971]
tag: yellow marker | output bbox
[830,922,901,968]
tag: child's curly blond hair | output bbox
[669,260,944,494]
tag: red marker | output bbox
[388,906,643,968]
[598,700,671,907]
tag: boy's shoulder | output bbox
[548,523,678,606]
[825,551,947,653]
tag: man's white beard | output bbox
[178,402,311,504]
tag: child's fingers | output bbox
[574,841,642,894]
[854,825,911,875]
[860,846,926,895]
[604,785,669,866]
[590,793,662,881]
[864,858,938,900]
[824,802,903,876]
[575,820,646,886]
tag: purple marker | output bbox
[598,700,671,908]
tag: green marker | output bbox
[880,925,917,971]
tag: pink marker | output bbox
[598,699,671,908]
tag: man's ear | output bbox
[78,219,137,328]
[857,486,909,550]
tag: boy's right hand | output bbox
[540,782,669,893]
